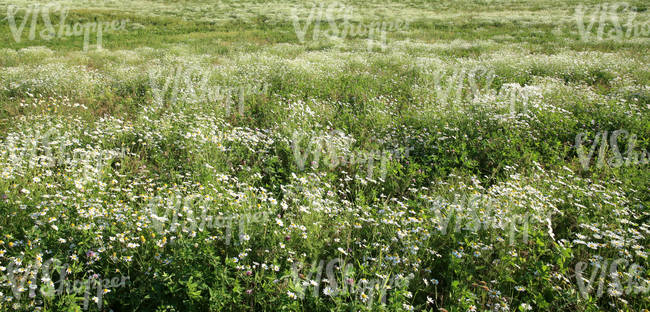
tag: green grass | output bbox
[0,0,649,311]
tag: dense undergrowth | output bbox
[0,1,649,311]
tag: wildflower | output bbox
[323,287,333,296]
[608,289,622,296]
[515,286,526,292]
[287,291,297,300]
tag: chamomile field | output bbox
[0,0,649,311]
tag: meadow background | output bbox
[0,0,649,311]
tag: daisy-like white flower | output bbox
[520,303,532,310]
[287,291,297,300]
[403,304,414,311]
[360,293,368,302]
[515,286,526,292]
[323,287,333,296]
[611,240,625,248]
[427,296,434,304]
[608,289,622,296]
